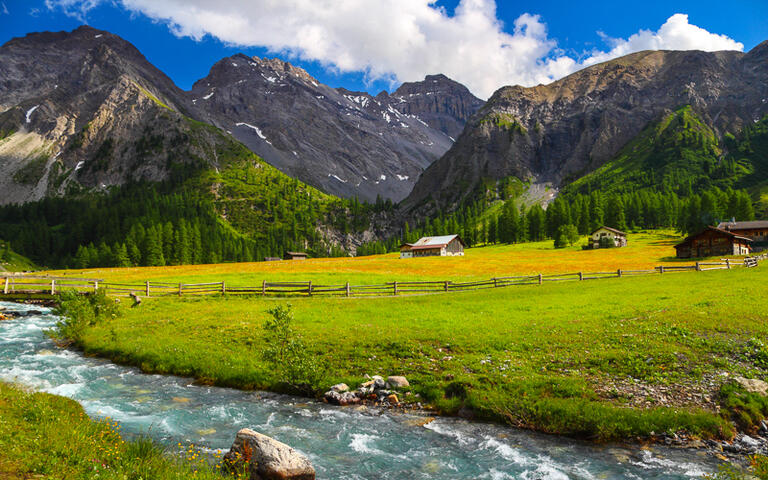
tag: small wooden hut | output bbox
[674,227,752,258]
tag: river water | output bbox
[0,302,721,479]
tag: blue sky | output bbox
[1,0,766,98]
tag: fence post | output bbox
[696,262,701,271]
[94,281,99,293]
[346,282,350,297]
[3,277,8,294]
[50,279,55,295]
[538,273,543,285]
[262,280,266,296]
[444,281,449,292]
[726,259,731,269]
[308,281,312,296]
[221,281,226,294]
[617,269,622,278]
[178,283,182,296]
[493,277,498,287]
[659,266,664,274]
[393,281,398,295]
[579,272,583,281]
[145,281,150,297]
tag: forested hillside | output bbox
[0,127,381,268]
[564,109,768,198]
[358,111,764,256]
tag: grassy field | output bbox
[0,240,37,273]
[0,382,241,479]
[69,259,768,442]
[48,231,697,286]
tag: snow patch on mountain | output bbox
[25,105,39,123]
[236,122,272,145]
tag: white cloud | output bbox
[1,2,9,15]
[45,1,744,99]
[582,14,744,67]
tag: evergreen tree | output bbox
[578,198,591,234]
[144,226,165,266]
[589,191,604,231]
[1,241,10,263]
[113,243,131,268]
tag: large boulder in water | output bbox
[223,428,315,480]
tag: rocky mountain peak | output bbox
[389,73,484,139]
[403,44,767,215]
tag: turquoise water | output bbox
[0,302,721,479]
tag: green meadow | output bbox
[71,263,768,441]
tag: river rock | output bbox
[373,378,386,390]
[324,390,360,406]
[386,394,399,404]
[224,428,315,480]
[734,376,768,395]
[330,383,349,393]
[387,376,410,388]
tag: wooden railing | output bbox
[1,254,765,299]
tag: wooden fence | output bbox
[2,254,765,299]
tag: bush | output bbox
[53,289,121,342]
[599,235,616,248]
[262,304,325,394]
[554,224,579,248]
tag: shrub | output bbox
[53,289,121,342]
[554,224,579,248]
[599,235,617,248]
[262,304,325,394]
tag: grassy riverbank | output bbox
[0,382,239,479]
[68,263,768,442]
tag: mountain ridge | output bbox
[0,25,483,204]
[402,44,768,214]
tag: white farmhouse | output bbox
[400,234,465,259]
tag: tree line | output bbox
[0,179,380,269]
[357,186,756,255]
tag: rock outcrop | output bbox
[223,428,315,480]
[192,56,482,201]
[734,377,768,395]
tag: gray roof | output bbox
[402,234,465,250]
[590,226,627,236]
[717,220,768,230]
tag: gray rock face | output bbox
[390,74,484,139]
[191,55,481,202]
[0,26,216,205]
[403,44,768,214]
[734,376,768,395]
[0,27,482,206]
[223,428,315,480]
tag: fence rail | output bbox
[2,254,766,299]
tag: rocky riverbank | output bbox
[323,375,414,409]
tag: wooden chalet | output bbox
[589,226,628,249]
[674,226,752,259]
[400,234,465,259]
[284,251,308,261]
[717,220,768,251]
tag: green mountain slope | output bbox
[563,107,768,198]
[0,119,376,268]
[0,239,37,272]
